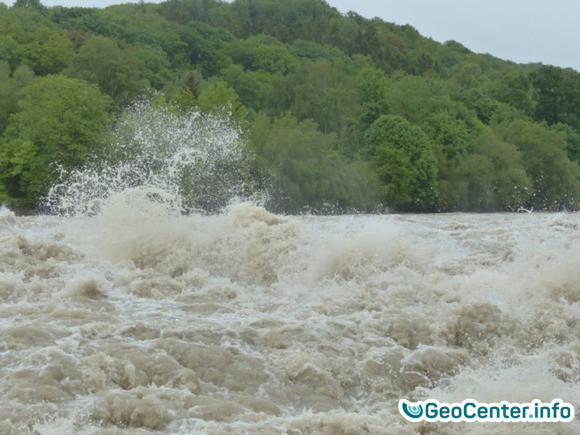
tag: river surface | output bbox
[0,203,578,434]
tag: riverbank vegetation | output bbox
[1,0,579,212]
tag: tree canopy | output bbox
[0,0,578,212]
[0,75,111,201]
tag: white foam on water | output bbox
[1,208,579,434]
[45,100,259,217]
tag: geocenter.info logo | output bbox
[399,398,575,423]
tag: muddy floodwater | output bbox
[0,203,578,434]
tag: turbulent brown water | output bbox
[1,107,579,433]
[1,204,579,434]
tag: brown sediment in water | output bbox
[0,203,579,434]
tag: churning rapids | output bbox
[0,106,579,434]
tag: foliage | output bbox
[439,129,531,211]
[0,0,578,212]
[0,75,111,202]
[270,59,359,136]
[222,35,298,74]
[67,36,148,104]
[531,66,580,130]
[249,114,381,212]
[219,63,272,112]
[495,120,580,209]
[0,62,36,134]
[365,115,438,211]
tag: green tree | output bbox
[471,129,532,209]
[222,35,298,74]
[164,69,202,110]
[0,75,112,202]
[289,39,348,63]
[130,45,174,90]
[441,129,531,211]
[21,26,73,75]
[196,79,248,124]
[220,63,272,112]
[13,0,45,10]
[249,114,380,212]
[552,123,580,163]
[531,66,580,130]
[495,120,580,209]
[492,70,535,115]
[67,36,148,104]
[386,75,454,124]
[424,110,472,160]
[159,0,211,24]
[271,59,359,136]
[355,67,390,130]
[365,115,438,211]
[0,139,48,201]
[221,0,339,42]
[180,21,234,75]
[0,62,35,134]
[0,0,579,212]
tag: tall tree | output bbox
[0,62,35,134]
[495,120,580,209]
[365,115,438,211]
[249,114,380,212]
[0,75,112,201]
[13,0,45,10]
[531,66,580,130]
[67,36,148,104]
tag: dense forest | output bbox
[0,0,579,212]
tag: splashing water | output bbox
[45,101,258,216]
[1,106,579,434]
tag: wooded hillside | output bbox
[1,0,579,212]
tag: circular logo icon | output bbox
[399,400,424,420]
